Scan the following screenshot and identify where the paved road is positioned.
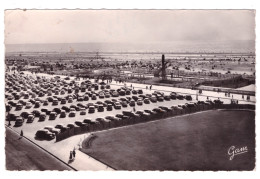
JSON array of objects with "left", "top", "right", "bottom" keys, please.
[{"left": 5, "top": 127, "right": 73, "bottom": 171}]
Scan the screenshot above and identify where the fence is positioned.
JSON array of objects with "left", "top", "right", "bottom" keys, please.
[{"left": 56, "top": 103, "right": 255, "bottom": 142}]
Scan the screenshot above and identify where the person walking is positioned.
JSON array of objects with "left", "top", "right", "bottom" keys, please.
[
  {"left": 133, "top": 107, "right": 136, "bottom": 112},
  {"left": 69, "top": 151, "right": 73, "bottom": 160},
  {"left": 20, "top": 130, "right": 23, "bottom": 138},
  {"left": 73, "top": 149, "right": 76, "bottom": 158}
]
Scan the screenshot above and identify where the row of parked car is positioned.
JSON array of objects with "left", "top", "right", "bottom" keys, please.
[{"left": 36, "top": 98, "right": 225, "bottom": 140}]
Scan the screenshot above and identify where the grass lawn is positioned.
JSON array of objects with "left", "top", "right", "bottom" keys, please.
[{"left": 81, "top": 110, "right": 255, "bottom": 171}]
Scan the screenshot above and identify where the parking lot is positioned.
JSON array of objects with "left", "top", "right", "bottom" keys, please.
[{"left": 5, "top": 71, "right": 255, "bottom": 170}]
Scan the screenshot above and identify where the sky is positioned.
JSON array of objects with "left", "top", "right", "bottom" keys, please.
[{"left": 4, "top": 10, "right": 255, "bottom": 44}]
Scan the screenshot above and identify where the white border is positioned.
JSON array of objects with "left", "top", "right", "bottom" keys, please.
[{"left": 0, "top": 1, "right": 258, "bottom": 179}]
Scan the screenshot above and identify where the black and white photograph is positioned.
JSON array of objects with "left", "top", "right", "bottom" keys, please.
[{"left": 3, "top": 9, "right": 256, "bottom": 171}]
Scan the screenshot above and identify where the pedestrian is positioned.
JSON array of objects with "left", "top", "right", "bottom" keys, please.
[
  {"left": 20, "top": 130, "right": 23, "bottom": 137},
  {"left": 73, "top": 149, "right": 76, "bottom": 158},
  {"left": 150, "top": 85, "right": 152, "bottom": 90},
  {"left": 69, "top": 151, "right": 73, "bottom": 160},
  {"left": 133, "top": 107, "right": 136, "bottom": 112},
  {"left": 146, "top": 86, "right": 148, "bottom": 90},
  {"left": 207, "top": 96, "right": 209, "bottom": 100},
  {"left": 242, "top": 94, "right": 244, "bottom": 99}
]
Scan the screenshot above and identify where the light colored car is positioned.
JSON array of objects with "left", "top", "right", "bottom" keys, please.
[
  {"left": 69, "top": 111, "right": 76, "bottom": 117},
  {"left": 137, "top": 99, "right": 143, "bottom": 105},
  {"left": 27, "top": 114, "right": 35, "bottom": 123},
  {"left": 15, "top": 117, "right": 24, "bottom": 126},
  {"left": 35, "top": 101, "right": 41, "bottom": 108},
  {"left": 114, "top": 102, "right": 121, "bottom": 109},
  {"left": 88, "top": 106, "right": 95, "bottom": 113},
  {"left": 44, "top": 126, "right": 61, "bottom": 135},
  {"left": 16, "top": 104, "right": 23, "bottom": 110},
  {"left": 52, "top": 99, "right": 59, "bottom": 105},
  {"left": 80, "top": 108, "right": 86, "bottom": 115}
]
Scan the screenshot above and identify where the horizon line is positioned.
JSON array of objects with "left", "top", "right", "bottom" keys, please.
[{"left": 5, "top": 40, "right": 255, "bottom": 45}]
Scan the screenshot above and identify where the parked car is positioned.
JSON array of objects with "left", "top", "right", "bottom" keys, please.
[
  {"left": 67, "top": 123, "right": 75, "bottom": 129},
  {"left": 112, "top": 91, "right": 119, "bottom": 97},
  {"left": 16, "top": 104, "right": 23, "bottom": 110},
  {"left": 43, "top": 100, "right": 49, "bottom": 106},
  {"left": 132, "top": 90, "right": 137, "bottom": 94},
  {"left": 185, "top": 95, "right": 192, "bottom": 101},
  {"left": 44, "top": 126, "right": 61, "bottom": 135},
  {"left": 91, "top": 95, "right": 97, "bottom": 100},
  {"left": 98, "top": 105, "right": 104, "bottom": 112},
  {"left": 35, "top": 129, "right": 55, "bottom": 140},
  {"left": 34, "top": 101, "right": 41, "bottom": 108},
  {"left": 80, "top": 108, "right": 86, "bottom": 115},
  {"left": 52, "top": 99, "right": 59, "bottom": 105},
  {"left": 121, "top": 101, "right": 128, "bottom": 107},
  {"left": 150, "top": 96, "right": 157, "bottom": 103},
  {"left": 114, "top": 102, "right": 122, "bottom": 109},
  {"left": 88, "top": 106, "right": 95, "bottom": 113},
  {"left": 164, "top": 95, "right": 171, "bottom": 101},
  {"left": 49, "top": 112, "right": 57, "bottom": 120},
  {"left": 137, "top": 99, "right": 143, "bottom": 105},
  {"left": 144, "top": 98, "right": 150, "bottom": 104},
  {"left": 60, "top": 110, "right": 66, "bottom": 118},
  {"left": 138, "top": 89, "right": 143, "bottom": 94},
  {"left": 15, "top": 117, "right": 24, "bottom": 126},
  {"left": 75, "top": 120, "right": 86, "bottom": 127},
  {"left": 39, "top": 113, "right": 47, "bottom": 121},
  {"left": 20, "top": 111, "right": 29, "bottom": 119},
  {"left": 61, "top": 98, "right": 67, "bottom": 104},
  {"left": 99, "top": 92, "right": 105, "bottom": 99},
  {"left": 69, "top": 111, "right": 76, "bottom": 117},
  {"left": 177, "top": 94, "right": 184, "bottom": 100},
  {"left": 107, "top": 104, "right": 113, "bottom": 111},
  {"left": 27, "top": 114, "right": 35, "bottom": 123},
  {"left": 129, "top": 100, "right": 135, "bottom": 106}
]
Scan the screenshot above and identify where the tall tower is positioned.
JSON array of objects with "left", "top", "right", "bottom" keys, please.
[{"left": 161, "top": 54, "right": 167, "bottom": 80}]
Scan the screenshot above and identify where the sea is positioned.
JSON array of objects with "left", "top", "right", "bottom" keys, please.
[{"left": 5, "top": 40, "right": 255, "bottom": 54}]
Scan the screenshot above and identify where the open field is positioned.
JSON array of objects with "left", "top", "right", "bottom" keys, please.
[
  {"left": 81, "top": 110, "right": 255, "bottom": 171},
  {"left": 5, "top": 127, "right": 72, "bottom": 171}
]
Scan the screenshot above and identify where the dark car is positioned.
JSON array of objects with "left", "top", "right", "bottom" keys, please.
[
  {"left": 185, "top": 95, "right": 192, "bottom": 101},
  {"left": 75, "top": 120, "right": 86, "bottom": 127},
  {"left": 132, "top": 90, "right": 137, "bottom": 94},
  {"left": 35, "top": 129, "right": 55, "bottom": 140},
  {"left": 157, "top": 96, "right": 164, "bottom": 102},
  {"left": 159, "top": 106, "right": 171, "bottom": 112},
  {"left": 164, "top": 95, "right": 171, "bottom": 101},
  {"left": 98, "top": 105, "right": 104, "bottom": 112},
  {"left": 177, "top": 94, "right": 184, "bottom": 100},
  {"left": 14, "top": 117, "right": 24, "bottom": 126},
  {"left": 53, "top": 108, "right": 61, "bottom": 114},
  {"left": 88, "top": 106, "right": 95, "bottom": 113},
  {"left": 137, "top": 89, "right": 143, "bottom": 94}
]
